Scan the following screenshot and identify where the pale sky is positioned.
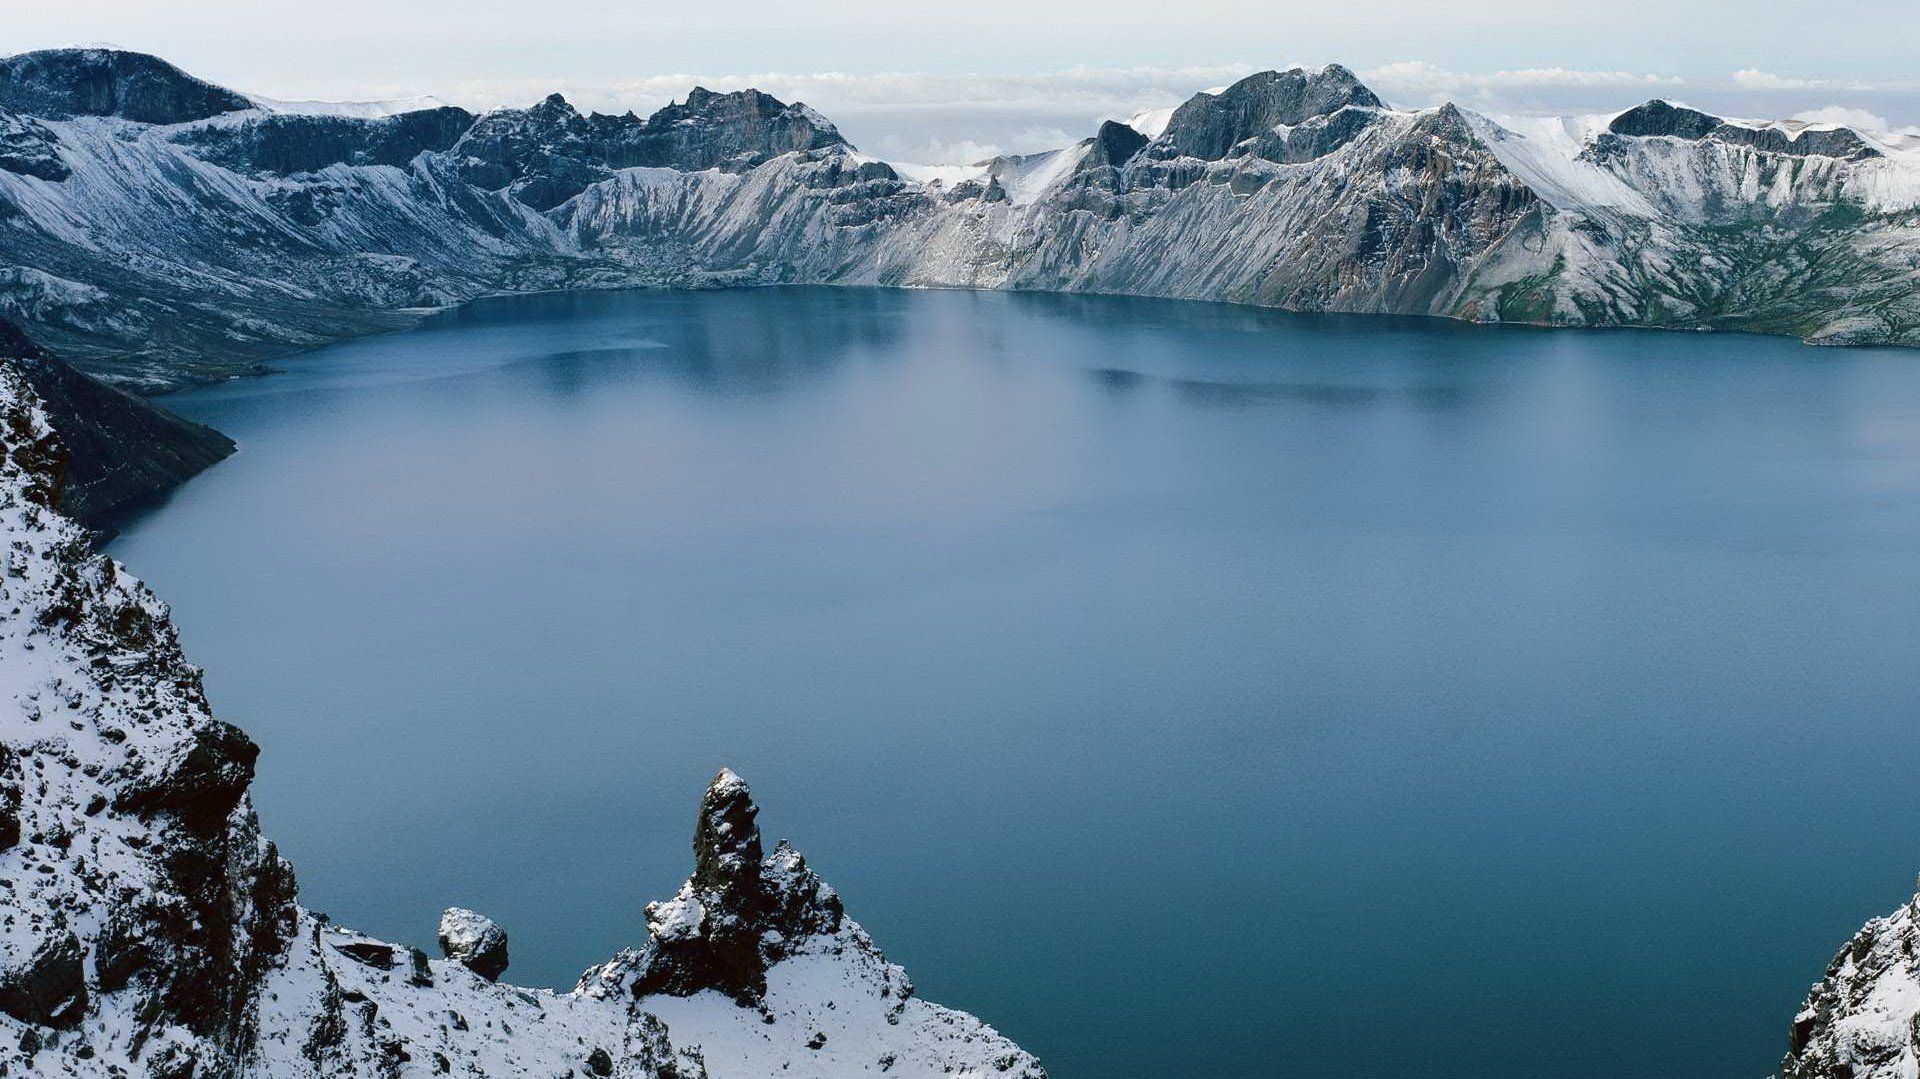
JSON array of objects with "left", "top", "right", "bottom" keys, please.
[{"left": 9, "top": 0, "right": 1917, "bottom": 163}]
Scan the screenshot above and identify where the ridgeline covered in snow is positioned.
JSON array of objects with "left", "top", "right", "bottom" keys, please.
[{"left": 0, "top": 48, "right": 1916, "bottom": 391}]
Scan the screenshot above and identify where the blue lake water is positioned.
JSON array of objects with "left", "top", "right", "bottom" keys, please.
[{"left": 110, "top": 287, "right": 1920, "bottom": 1078}]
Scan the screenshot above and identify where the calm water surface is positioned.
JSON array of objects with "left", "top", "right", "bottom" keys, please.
[{"left": 111, "top": 288, "right": 1920, "bottom": 1078}]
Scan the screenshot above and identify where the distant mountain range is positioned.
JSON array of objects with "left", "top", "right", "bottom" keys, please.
[{"left": 0, "top": 47, "right": 1916, "bottom": 392}]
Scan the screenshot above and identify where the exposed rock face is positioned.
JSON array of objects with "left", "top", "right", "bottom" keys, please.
[
  {"left": 0, "top": 48, "right": 1917, "bottom": 389},
  {"left": 0, "top": 361, "right": 298, "bottom": 1076},
  {"left": 170, "top": 105, "right": 476, "bottom": 176},
  {"left": 0, "top": 48, "right": 251, "bottom": 125},
  {"left": 0, "top": 318, "right": 233, "bottom": 535},
  {"left": 0, "top": 363, "right": 1043, "bottom": 1077},
  {"left": 1608, "top": 100, "right": 1724, "bottom": 139},
  {"left": 0, "top": 107, "right": 68, "bottom": 180},
  {"left": 1149, "top": 64, "right": 1383, "bottom": 161},
  {"left": 1781, "top": 885, "right": 1920, "bottom": 1078},
  {"left": 620, "top": 769, "right": 845, "bottom": 1003},
  {"left": 612, "top": 86, "right": 847, "bottom": 171},
  {"left": 1608, "top": 98, "right": 1881, "bottom": 161},
  {"left": 451, "top": 88, "right": 847, "bottom": 210},
  {"left": 438, "top": 907, "right": 510, "bottom": 981}
]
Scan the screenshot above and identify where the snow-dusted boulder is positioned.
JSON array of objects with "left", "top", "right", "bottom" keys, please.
[{"left": 438, "top": 907, "right": 510, "bottom": 981}]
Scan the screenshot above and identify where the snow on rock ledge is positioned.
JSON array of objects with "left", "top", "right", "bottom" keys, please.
[
  {"left": 1781, "top": 883, "right": 1920, "bottom": 1079},
  {"left": 0, "top": 362, "right": 1043, "bottom": 1077}
]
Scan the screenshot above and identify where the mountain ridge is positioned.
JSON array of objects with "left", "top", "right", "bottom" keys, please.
[{"left": 0, "top": 48, "right": 1914, "bottom": 390}]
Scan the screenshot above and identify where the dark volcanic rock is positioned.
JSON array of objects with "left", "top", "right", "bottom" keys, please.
[
  {"left": 0, "top": 107, "right": 68, "bottom": 180},
  {"left": 1609, "top": 100, "right": 1880, "bottom": 161},
  {"left": 1710, "top": 122, "right": 1881, "bottom": 160},
  {"left": 451, "top": 93, "right": 606, "bottom": 209},
  {"left": 171, "top": 106, "right": 476, "bottom": 176},
  {"left": 1609, "top": 100, "right": 1724, "bottom": 139},
  {"left": 1240, "top": 104, "right": 1383, "bottom": 164},
  {"left": 114, "top": 720, "right": 260, "bottom": 836},
  {"left": 606, "top": 86, "right": 847, "bottom": 171},
  {"left": 1153, "top": 66, "right": 1384, "bottom": 161},
  {"left": 0, "top": 930, "right": 88, "bottom": 1028},
  {"left": 454, "top": 87, "right": 848, "bottom": 209},
  {"left": 0, "top": 743, "right": 19, "bottom": 851},
  {"left": 629, "top": 769, "right": 844, "bottom": 1004},
  {"left": 0, "top": 318, "right": 235, "bottom": 535},
  {"left": 1088, "top": 120, "right": 1147, "bottom": 169},
  {"left": 0, "top": 48, "right": 251, "bottom": 125},
  {"left": 335, "top": 941, "right": 399, "bottom": 969}
]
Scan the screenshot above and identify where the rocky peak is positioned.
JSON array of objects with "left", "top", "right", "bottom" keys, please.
[
  {"left": 612, "top": 770, "right": 844, "bottom": 1004},
  {"left": 1152, "top": 65, "right": 1385, "bottom": 161},
  {"left": 0, "top": 48, "right": 252, "bottom": 125},
  {"left": 1088, "top": 120, "right": 1148, "bottom": 169},
  {"left": 453, "top": 85, "right": 849, "bottom": 209},
  {"left": 692, "top": 767, "right": 763, "bottom": 894},
  {"left": 609, "top": 86, "right": 848, "bottom": 171},
  {"left": 1608, "top": 99, "right": 1723, "bottom": 139}
]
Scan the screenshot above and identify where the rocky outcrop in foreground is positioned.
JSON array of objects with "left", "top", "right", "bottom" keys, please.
[
  {"left": 1781, "top": 883, "right": 1920, "bottom": 1079},
  {"left": 0, "top": 363, "right": 1042, "bottom": 1076},
  {"left": 1, "top": 48, "right": 1917, "bottom": 389}
]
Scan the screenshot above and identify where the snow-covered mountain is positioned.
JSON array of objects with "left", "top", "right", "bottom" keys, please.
[
  {"left": 0, "top": 359, "right": 1043, "bottom": 1077},
  {"left": 1, "top": 48, "right": 1916, "bottom": 389}
]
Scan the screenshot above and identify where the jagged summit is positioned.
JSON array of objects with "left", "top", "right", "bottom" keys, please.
[
  {"left": 451, "top": 82, "right": 849, "bottom": 208},
  {"left": 1150, "top": 65, "right": 1385, "bottom": 161},
  {"left": 584, "top": 769, "right": 848, "bottom": 1005},
  {"left": 0, "top": 47, "right": 252, "bottom": 125}
]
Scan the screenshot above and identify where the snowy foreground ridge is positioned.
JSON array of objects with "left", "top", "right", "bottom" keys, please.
[
  {"left": 1, "top": 48, "right": 1918, "bottom": 388},
  {"left": 0, "top": 366, "right": 1043, "bottom": 1076}
]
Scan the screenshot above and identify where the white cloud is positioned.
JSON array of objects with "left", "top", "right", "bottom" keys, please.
[
  {"left": 1731, "top": 69, "right": 1920, "bottom": 93},
  {"left": 1733, "top": 69, "right": 1824, "bottom": 91},
  {"left": 1790, "top": 106, "right": 1920, "bottom": 139},
  {"left": 1361, "top": 61, "right": 1684, "bottom": 110}
]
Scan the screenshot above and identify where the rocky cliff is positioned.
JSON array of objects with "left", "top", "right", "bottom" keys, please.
[
  {"left": 0, "top": 363, "right": 1043, "bottom": 1077},
  {"left": 0, "top": 318, "right": 232, "bottom": 534},
  {"left": 0, "top": 48, "right": 1915, "bottom": 390},
  {"left": 1781, "top": 884, "right": 1920, "bottom": 1079}
]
